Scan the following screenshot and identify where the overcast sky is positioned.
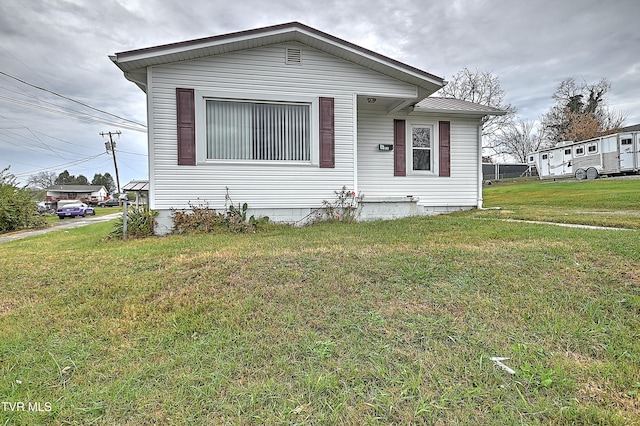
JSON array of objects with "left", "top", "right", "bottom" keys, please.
[{"left": 1, "top": 0, "right": 639, "bottom": 186}]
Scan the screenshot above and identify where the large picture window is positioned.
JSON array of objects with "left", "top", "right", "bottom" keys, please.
[
  {"left": 206, "top": 100, "right": 310, "bottom": 161},
  {"left": 412, "top": 125, "right": 432, "bottom": 171}
]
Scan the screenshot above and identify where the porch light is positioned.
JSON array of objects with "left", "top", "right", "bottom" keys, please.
[{"left": 367, "top": 97, "right": 377, "bottom": 103}]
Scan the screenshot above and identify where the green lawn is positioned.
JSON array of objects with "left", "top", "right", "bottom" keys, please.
[
  {"left": 471, "top": 178, "right": 640, "bottom": 229},
  {"left": 1, "top": 180, "right": 639, "bottom": 424},
  {"left": 43, "top": 207, "right": 122, "bottom": 224}
]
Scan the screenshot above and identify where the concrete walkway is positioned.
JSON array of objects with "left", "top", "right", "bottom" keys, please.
[
  {"left": 0, "top": 212, "right": 122, "bottom": 243},
  {"left": 500, "top": 218, "right": 635, "bottom": 231}
]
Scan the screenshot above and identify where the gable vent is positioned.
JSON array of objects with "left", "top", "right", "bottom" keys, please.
[{"left": 286, "top": 48, "right": 302, "bottom": 65}]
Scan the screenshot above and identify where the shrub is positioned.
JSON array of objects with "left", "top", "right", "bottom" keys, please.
[
  {"left": 108, "top": 206, "right": 158, "bottom": 239},
  {"left": 311, "top": 186, "right": 363, "bottom": 224},
  {"left": 0, "top": 166, "right": 46, "bottom": 233},
  {"left": 172, "top": 200, "right": 267, "bottom": 234},
  {"left": 172, "top": 202, "right": 226, "bottom": 234}
]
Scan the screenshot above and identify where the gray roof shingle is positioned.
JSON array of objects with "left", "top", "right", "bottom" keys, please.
[{"left": 415, "top": 97, "right": 506, "bottom": 116}]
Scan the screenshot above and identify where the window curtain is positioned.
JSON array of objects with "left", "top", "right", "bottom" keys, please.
[
  {"left": 206, "top": 100, "right": 310, "bottom": 161},
  {"left": 207, "top": 100, "right": 252, "bottom": 159}
]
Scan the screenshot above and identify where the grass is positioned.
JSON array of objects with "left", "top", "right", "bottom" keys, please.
[
  {"left": 471, "top": 177, "right": 640, "bottom": 229},
  {"left": 42, "top": 207, "right": 122, "bottom": 224},
  {"left": 1, "top": 179, "right": 639, "bottom": 424}
]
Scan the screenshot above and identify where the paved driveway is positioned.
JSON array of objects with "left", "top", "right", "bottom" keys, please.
[{"left": 0, "top": 212, "right": 122, "bottom": 244}]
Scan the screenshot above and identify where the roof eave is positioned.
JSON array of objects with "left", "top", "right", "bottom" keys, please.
[
  {"left": 412, "top": 106, "right": 507, "bottom": 117},
  {"left": 110, "top": 22, "right": 444, "bottom": 95}
]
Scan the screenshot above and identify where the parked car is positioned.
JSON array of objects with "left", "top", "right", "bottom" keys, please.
[
  {"left": 57, "top": 202, "right": 95, "bottom": 219},
  {"left": 97, "top": 199, "right": 121, "bottom": 207},
  {"left": 36, "top": 201, "right": 53, "bottom": 214}
]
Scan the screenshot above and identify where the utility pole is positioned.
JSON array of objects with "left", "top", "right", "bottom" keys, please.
[{"left": 100, "top": 131, "right": 122, "bottom": 194}]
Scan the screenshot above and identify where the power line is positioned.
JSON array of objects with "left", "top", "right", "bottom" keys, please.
[
  {"left": 0, "top": 114, "right": 112, "bottom": 157},
  {"left": 0, "top": 129, "right": 85, "bottom": 158},
  {"left": 118, "top": 150, "right": 148, "bottom": 157},
  {"left": 12, "top": 152, "right": 108, "bottom": 177},
  {"left": 0, "top": 95, "right": 147, "bottom": 132},
  {"left": 0, "top": 71, "right": 147, "bottom": 128},
  {"left": 0, "top": 129, "right": 67, "bottom": 159},
  {"left": 0, "top": 84, "right": 146, "bottom": 131},
  {"left": 0, "top": 43, "right": 60, "bottom": 91}
]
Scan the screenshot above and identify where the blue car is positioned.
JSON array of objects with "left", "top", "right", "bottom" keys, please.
[{"left": 57, "top": 202, "right": 96, "bottom": 219}]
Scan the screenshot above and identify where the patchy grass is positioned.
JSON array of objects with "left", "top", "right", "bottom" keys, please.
[
  {"left": 1, "top": 182, "right": 639, "bottom": 424},
  {"left": 471, "top": 178, "right": 640, "bottom": 229}
]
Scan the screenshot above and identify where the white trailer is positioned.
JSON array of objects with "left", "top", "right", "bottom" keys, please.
[{"left": 528, "top": 131, "right": 640, "bottom": 180}]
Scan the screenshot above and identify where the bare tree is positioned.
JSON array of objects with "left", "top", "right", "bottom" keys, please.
[
  {"left": 490, "top": 120, "right": 549, "bottom": 163},
  {"left": 436, "top": 67, "right": 516, "bottom": 138},
  {"left": 27, "top": 171, "right": 58, "bottom": 190},
  {"left": 541, "top": 77, "right": 628, "bottom": 142},
  {"left": 1, "top": 166, "right": 18, "bottom": 186}
]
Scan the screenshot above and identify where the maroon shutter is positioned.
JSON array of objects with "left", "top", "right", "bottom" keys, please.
[
  {"left": 176, "top": 88, "right": 196, "bottom": 166},
  {"left": 394, "top": 119, "right": 406, "bottom": 176},
  {"left": 319, "top": 97, "right": 335, "bottom": 168},
  {"left": 439, "top": 121, "right": 451, "bottom": 177}
]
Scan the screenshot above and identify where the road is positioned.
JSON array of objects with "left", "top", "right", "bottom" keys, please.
[{"left": 0, "top": 212, "right": 122, "bottom": 244}]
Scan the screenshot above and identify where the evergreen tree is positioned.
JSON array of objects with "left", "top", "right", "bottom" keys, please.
[{"left": 92, "top": 173, "right": 116, "bottom": 194}]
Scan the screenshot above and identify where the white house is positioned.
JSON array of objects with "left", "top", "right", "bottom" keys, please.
[
  {"left": 110, "top": 22, "right": 504, "bottom": 234},
  {"left": 45, "top": 185, "right": 108, "bottom": 205}
]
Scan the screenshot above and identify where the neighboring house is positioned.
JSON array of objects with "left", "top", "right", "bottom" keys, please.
[
  {"left": 110, "top": 22, "right": 504, "bottom": 234},
  {"left": 45, "top": 185, "right": 108, "bottom": 205}
]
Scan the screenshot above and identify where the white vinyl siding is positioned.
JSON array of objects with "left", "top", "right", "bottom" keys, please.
[
  {"left": 147, "top": 42, "right": 417, "bottom": 211},
  {"left": 357, "top": 105, "right": 481, "bottom": 207}
]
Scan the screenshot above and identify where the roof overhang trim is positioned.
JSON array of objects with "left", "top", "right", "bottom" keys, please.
[{"left": 110, "top": 22, "right": 444, "bottom": 95}]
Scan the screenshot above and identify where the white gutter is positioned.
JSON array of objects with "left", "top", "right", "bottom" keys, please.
[
  {"left": 477, "top": 119, "right": 485, "bottom": 209},
  {"left": 352, "top": 93, "right": 358, "bottom": 195}
]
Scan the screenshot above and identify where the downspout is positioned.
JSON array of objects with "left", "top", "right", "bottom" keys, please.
[
  {"left": 477, "top": 117, "right": 487, "bottom": 209},
  {"left": 352, "top": 93, "right": 358, "bottom": 194}
]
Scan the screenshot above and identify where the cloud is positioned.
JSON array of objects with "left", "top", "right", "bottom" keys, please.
[{"left": 1, "top": 0, "right": 639, "bottom": 184}]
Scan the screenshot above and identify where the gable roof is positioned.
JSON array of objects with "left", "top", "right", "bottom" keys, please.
[
  {"left": 46, "top": 185, "right": 106, "bottom": 193},
  {"left": 415, "top": 97, "right": 507, "bottom": 116},
  {"left": 110, "top": 22, "right": 444, "bottom": 95}
]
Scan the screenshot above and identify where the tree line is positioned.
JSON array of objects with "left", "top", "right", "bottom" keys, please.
[
  {"left": 27, "top": 170, "right": 117, "bottom": 194},
  {"left": 437, "top": 69, "right": 628, "bottom": 163}
]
